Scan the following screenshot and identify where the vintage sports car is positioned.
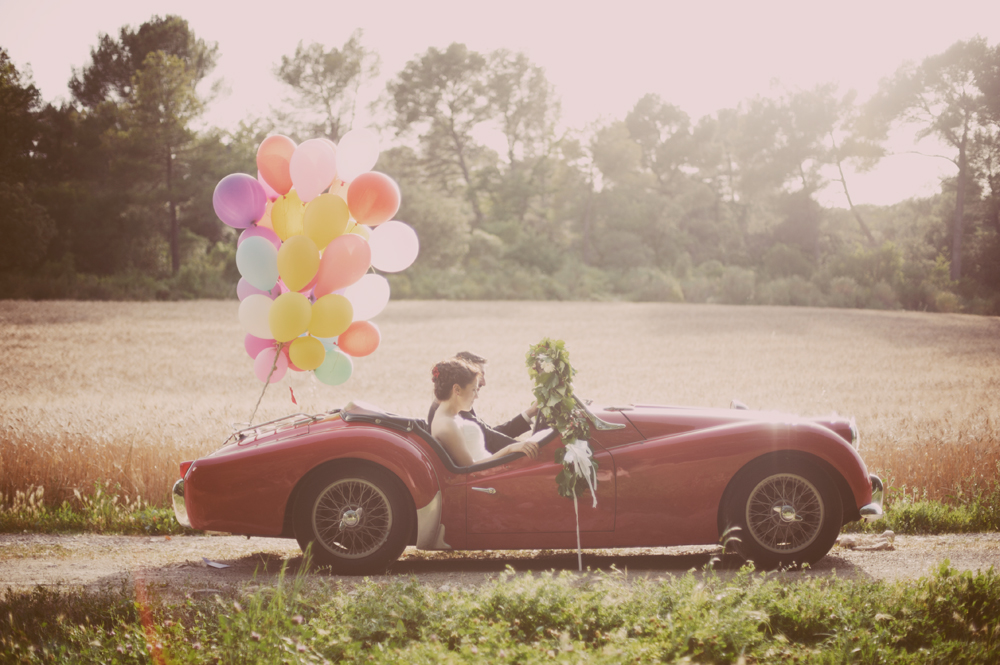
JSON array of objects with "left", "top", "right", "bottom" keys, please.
[{"left": 173, "top": 398, "right": 883, "bottom": 573}]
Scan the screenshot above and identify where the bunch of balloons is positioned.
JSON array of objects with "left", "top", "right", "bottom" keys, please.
[{"left": 213, "top": 129, "right": 419, "bottom": 387}]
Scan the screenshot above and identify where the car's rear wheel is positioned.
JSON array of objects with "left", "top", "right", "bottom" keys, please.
[
  {"left": 722, "top": 458, "right": 842, "bottom": 569},
  {"left": 293, "top": 464, "right": 410, "bottom": 574}
]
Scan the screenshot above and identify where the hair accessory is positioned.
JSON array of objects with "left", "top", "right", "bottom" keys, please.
[{"left": 432, "top": 366, "right": 440, "bottom": 380}]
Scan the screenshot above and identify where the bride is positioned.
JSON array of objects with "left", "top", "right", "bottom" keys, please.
[{"left": 430, "top": 359, "right": 539, "bottom": 466}]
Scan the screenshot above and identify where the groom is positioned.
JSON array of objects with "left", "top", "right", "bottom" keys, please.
[{"left": 427, "top": 351, "right": 539, "bottom": 454}]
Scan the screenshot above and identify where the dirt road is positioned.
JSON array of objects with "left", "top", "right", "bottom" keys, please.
[{"left": 2, "top": 532, "right": 998, "bottom": 599}]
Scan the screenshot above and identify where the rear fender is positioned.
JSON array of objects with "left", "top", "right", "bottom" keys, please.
[{"left": 280, "top": 427, "right": 442, "bottom": 538}]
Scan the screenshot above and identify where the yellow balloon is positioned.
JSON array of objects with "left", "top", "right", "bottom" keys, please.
[
  {"left": 271, "top": 191, "right": 304, "bottom": 240},
  {"left": 277, "top": 235, "right": 319, "bottom": 292},
  {"left": 289, "top": 336, "right": 326, "bottom": 371},
  {"left": 348, "top": 221, "right": 371, "bottom": 240},
  {"left": 303, "top": 193, "right": 350, "bottom": 250},
  {"left": 310, "top": 294, "right": 354, "bottom": 338},
  {"left": 269, "top": 292, "right": 312, "bottom": 343}
]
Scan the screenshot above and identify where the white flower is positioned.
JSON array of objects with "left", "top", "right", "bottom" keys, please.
[{"left": 540, "top": 359, "right": 556, "bottom": 374}]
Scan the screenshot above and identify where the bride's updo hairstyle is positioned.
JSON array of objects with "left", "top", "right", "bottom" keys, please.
[{"left": 432, "top": 359, "right": 480, "bottom": 401}]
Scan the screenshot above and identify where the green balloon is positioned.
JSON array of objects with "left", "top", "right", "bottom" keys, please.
[{"left": 314, "top": 347, "right": 353, "bottom": 386}]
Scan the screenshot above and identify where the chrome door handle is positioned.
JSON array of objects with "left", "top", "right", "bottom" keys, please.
[{"left": 471, "top": 487, "right": 496, "bottom": 495}]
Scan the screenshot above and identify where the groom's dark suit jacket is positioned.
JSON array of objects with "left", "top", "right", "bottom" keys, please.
[{"left": 426, "top": 402, "right": 531, "bottom": 454}]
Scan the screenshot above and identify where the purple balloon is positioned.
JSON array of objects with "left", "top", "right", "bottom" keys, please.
[
  {"left": 213, "top": 173, "right": 266, "bottom": 229},
  {"left": 238, "top": 225, "right": 281, "bottom": 251},
  {"left": 236, "top": 277, "right": 278, "bottom": 301}
]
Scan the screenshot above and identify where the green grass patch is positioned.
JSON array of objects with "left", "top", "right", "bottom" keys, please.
[
  {"left": 3, "top": 561, "right": 1000, "bottom": 663},
  {"left": 0, "top": 483, "right": 194, "bottom": 536},
  {"left": 846, "top": 472, "right": 1000, "bottom": 535}
]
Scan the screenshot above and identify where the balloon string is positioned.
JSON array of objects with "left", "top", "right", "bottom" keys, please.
[{"left": 248, "top": 342, "right": 285, "bottom": 425}]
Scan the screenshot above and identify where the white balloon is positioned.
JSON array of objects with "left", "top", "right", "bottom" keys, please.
[
  {"left": 343, "top": 274, "right": 390, "bottom": 321},
  {"left": 337, "top": 128, "right": 379, "bottom": 182},
  {"left": 289, "top": 139, "right": 337, "bottom": 202},
  {"left": 238, "top": 294, "right": 274, "bottom": 339},
  {"left": 369, "top": 221, "right": 419, "bottom": 272}
]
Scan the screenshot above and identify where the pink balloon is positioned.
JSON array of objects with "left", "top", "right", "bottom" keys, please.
[
  {"left": 254, "top": 347, "right": 288, "bottom": 383},
  {"left": 258, "top": 171, "right": 280, "bottom": 202},
  {"left": 289, "top": 139, "right": 337, "bottom": 203},
  {"left": 238, "top": 225, "right": 281, "bottom": 251},
  {"left": 314, "top": 234, "right": 371, "bottom": 297},
  {"left": 244, "top": 334, "right": 274, "bottom": 359},
  {"left": 237, "top": 278, "right": 279, "bottom": 301}
]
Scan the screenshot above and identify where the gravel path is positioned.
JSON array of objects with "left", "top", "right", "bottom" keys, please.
[{"left": 2, "top": 532, "right": 998, "bottom": 599}]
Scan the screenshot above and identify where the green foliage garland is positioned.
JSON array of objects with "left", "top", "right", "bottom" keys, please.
[{"left": 525, "top": 338, "right": 597, "bottom": 499}]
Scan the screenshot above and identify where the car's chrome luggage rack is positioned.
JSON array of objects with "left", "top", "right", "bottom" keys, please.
[{"left": 226, "top": 409, "right": 341, "bottom": 445}]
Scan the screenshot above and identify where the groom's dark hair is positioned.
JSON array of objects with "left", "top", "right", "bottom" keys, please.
[{"left": 455, "top": 351, "right": 487, "bottom": 365}]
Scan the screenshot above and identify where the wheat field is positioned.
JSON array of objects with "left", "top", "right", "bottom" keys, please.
[{"left": 1, "top": 300, "right": 998, "bottom": 507}]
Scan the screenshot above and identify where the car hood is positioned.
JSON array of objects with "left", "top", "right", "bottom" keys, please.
[{"left": 606, "top": 403, "right": 857, "bottom": 448}]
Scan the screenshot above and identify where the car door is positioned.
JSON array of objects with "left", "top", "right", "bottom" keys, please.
[{"left": 466, "top": 439, "right": 615, "bottom": 534}]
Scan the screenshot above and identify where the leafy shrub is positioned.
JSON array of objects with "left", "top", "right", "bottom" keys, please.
[
  {"left": 718, "top": 266, "right": 755, "bottom": 304},
  {"left": 828, "top": 276, "right": 862, "bottom": 308},
  {"left": 756, "top": 276, "right": 824, "bottom": 306},
  {"left": 680, "top": 275, "right": 717, "bottom": 303},
  {"left": 617, "top": 267, "right": 684, "bottom": 302}
]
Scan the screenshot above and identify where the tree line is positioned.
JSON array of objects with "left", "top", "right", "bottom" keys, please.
[{"left": 2, "top": 16, "right": 998, "bottom": 313}]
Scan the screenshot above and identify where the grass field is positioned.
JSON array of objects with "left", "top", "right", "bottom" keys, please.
[{"left": 1, "top": 300, "right": 998, "bottom": 509}]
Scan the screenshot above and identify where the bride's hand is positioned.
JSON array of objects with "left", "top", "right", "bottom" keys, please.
[{"left": 511, "top": 440, "right": 539, "bottom": 459}]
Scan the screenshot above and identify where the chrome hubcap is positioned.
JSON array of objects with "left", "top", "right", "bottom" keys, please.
[
  {"left": 340, "top": 508, "right": 363, "bottom": 529},
  {"left": 747, "top": 473, "right": 823, "bottom": 553},
  {"left": 313, "top": 479, "right": 391, "bottom": 559}
]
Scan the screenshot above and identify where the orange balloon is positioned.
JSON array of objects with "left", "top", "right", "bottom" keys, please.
[
  {"left": 347, "top": 172, "right": 400, "bottom": 226},
  {"left": 338, "top": 321, "right": 380, "bottom": 357},
  {"left": 314, "top": 234, "right": 371, "bottom": 297},
  {"left": 256, "top": 200, "right": 274, "bottom": 230},
  {"left": 256, "top": 135, "right": 297, "bottom": 196}
]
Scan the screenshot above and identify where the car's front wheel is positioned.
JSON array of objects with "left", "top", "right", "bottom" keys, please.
[
  {"left": 293, "top": 464, "right": 410, "bottom": 574},
  {"left": 722, "top": 457, "right": 842, "bottom": 569}
]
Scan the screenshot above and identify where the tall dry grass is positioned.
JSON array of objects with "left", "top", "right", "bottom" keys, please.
[{"left": 1, "top": 300, "right": 998, "bottom": 507}]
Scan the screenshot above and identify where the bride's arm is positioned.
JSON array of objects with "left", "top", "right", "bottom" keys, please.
[{"left": 482, "top": 439, "right": 539, "bottom": 463}]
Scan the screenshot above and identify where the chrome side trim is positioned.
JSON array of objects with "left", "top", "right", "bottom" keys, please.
[
  {"left": 172, "top": 479, "right": 191, "bottom": 528},
  {"left": 860, "top": 474, "right": 884, "bottom": 522},
  {"left": 471, "top": 487, "right": 496, "bottom": 495}
]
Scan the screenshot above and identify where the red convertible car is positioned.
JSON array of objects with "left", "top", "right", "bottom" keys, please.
[{"left": 173, "top": 398, "right": 883, "bottom": 572}]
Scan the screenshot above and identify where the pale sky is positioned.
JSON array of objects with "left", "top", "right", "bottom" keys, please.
[{"left": 3, "top": 0, "right": 1000, "bottom": 206}]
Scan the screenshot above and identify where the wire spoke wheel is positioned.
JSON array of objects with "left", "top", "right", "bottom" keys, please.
[
  {"left": 723, "top": 458, "right": 843, "bottom": 569},
  {"left": 294, "top": 464, "right": 411, "bottom": 574},
  {"left": 746, "top": 473, "right": 824, "bottom": 553},
  {"left": 313, "top": 479, "right": 392, "bottom": 559}
]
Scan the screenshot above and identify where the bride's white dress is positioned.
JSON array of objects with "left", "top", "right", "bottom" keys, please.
[{"left": 458, "top": 418, "right": 489, "bottom": 462}]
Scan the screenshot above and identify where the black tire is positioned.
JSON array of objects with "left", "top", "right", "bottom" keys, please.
[
  {"left": 721, "top": 457, "right": 843, "bottom": 569},
  {"left": 293, "top": 464, "right": 410, "bottom": 574}
]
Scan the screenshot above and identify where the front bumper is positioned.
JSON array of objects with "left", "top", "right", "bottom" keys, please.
[
  {"left": 172, "top": 478, "right": 191, "bottom": 528},
  {"left": 860, "top": 474, "right": 884, "bottom": 522}
]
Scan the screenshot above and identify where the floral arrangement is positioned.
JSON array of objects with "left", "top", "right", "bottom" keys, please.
[{"left": 526, "top": 338, "right": 597, "bottom": 501}]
